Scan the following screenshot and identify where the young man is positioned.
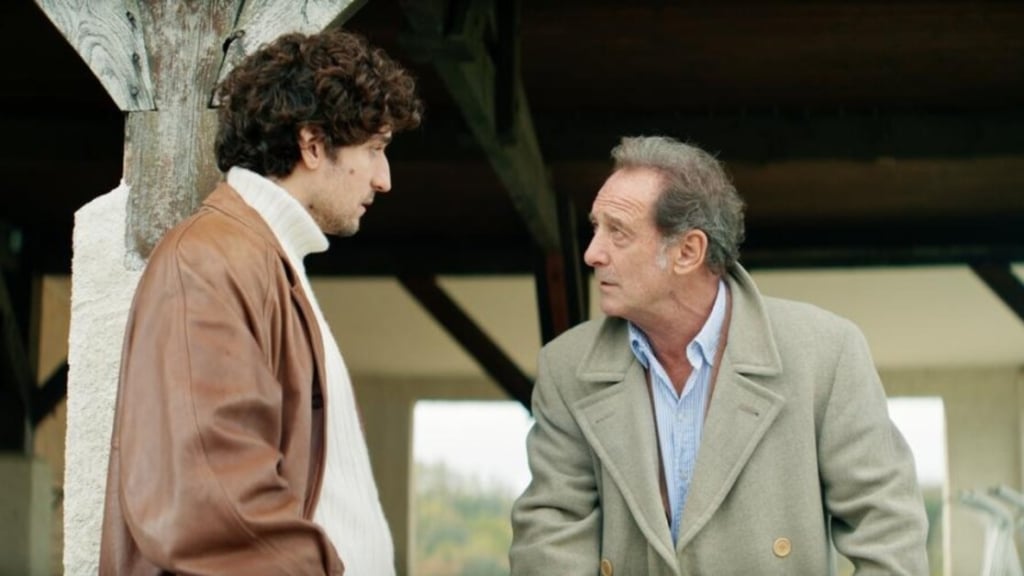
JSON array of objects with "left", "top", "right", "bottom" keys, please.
[
  {"left": 100, "top": 29, "right": 422, "bottom": 575},
  {"left": 510, "top": 136, "right": 929, "bottom": 575}
]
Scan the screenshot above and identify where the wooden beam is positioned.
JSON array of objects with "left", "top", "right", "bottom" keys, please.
[
  {"left": 0, "top": 268, "right": 34, "bottom": 452},
  {"left": 305, "top": 232, "right": 1024, "bottom": 276},
  {"left": 32, "top": 361, "right": 68, "bottom": 427},
  {"left": 120, "top": 2, "right": 238, "bottom": 262},
  {"left": 534, "top": 253, "right": 574, "bottom": 344},
  {"left": 399, "top": 0, "right": 560, "bottom": 250},
  {"left": 532, "top": 111, "right": 1024, "bottom": 163},
  {"left": 28, "top": 216, "right": 1024, "bottom": 277},
  {"left": 494, "top": 0, "right": 520, "bottom": 142},
  {"left": 212, "top": 0, "right": 367, "bottom": 104},
  {"left": 397, "top": 274, "right": 533, "bottom": 410},
  {"left": 33, "top": 0, "right": 156, "bottom": 110},
  {"left": 971, "top": 263, "right": 1024, "bottom": 325},
  {"left": 534, "top": 184, "right": 588, "bottom": 343}
]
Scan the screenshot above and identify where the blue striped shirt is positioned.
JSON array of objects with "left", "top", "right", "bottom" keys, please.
[{"left": 628, "top": 279, "right": 727, "bottom": 544}]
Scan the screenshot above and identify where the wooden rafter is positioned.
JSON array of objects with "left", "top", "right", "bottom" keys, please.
[
  {"left": 398, "top": 0, "right": 586, "bottom": 361},
  {"left": 398, "top": 274, "right": 533, "bottom": 409},
  {"left": 399, "top": 0, "right": 560, "bottom": 251},
  {"left": 32, "top": 361, "right": 68, "bottom": 427},
  {"left": 971, "top": 263, "right": 1024, "bottom": 325},
  {"left": 0, "top": 266, "right": 34, "bottom": 452}
]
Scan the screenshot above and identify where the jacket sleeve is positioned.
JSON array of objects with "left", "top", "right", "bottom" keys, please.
[
  {"left": 113, "top": 231, "right": 344, "bottom": 575},
  {"left": 818, "top": 322, "right": 929, "bottom": 575},
  {"left": 509, "top": 348, "right": 601, "bottom": 575}
]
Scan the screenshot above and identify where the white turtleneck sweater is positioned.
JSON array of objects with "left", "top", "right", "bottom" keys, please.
[{"left": 228, "top": 167, "right": 395, "bottom": 575}]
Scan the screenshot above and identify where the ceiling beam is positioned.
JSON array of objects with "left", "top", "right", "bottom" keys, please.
[
  {"left": 399, "top": 0, "right": 560, "bottom": 250},
  {"left": 970, "top": 263, "right": 1024, "bottom": 325},
  {"left": 211, "top": 0, "right": 367, "bottom": 104},
  {"left": 32, "top": 361, "right": 68, "bottom": 427},
  {"left": 389, "top": 109, "right": 1024, "bottom": 163},
  {"left": 32, "top": 0, "right": 156, "bottom": 111},
  {"left": 534, "top": 184, "right": 588, "bottom": 343},
  {"left": 0, "top": 268, "right": 34, "bottom": 452},
  {"left": 29, "top": 218, "right": 1024, "bottom": 277},
  {"left": 397, "top": 274, "right": 533, "bottom": 409},
  {"left": 8, "top": 108, "right": 1021, "bottom": 168}
]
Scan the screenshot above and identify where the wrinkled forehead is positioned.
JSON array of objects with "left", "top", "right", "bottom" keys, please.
[{"left": 590, "top": 168, "right": 664, "bottom": 222}]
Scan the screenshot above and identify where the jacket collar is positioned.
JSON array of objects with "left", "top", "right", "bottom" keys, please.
[
  {"left": 202, "top": 181, "right": 285, "bottom": 251},
  {"left": 577, "top": 264, "right": 782, "bottom": 383}
]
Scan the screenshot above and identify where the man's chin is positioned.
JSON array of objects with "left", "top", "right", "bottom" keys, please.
[
  {"left": 598, "top": 301, "right": 622, "bottom": 318},
  {"left": 325, "top": 221, "right": 360, "bottom": 237}
]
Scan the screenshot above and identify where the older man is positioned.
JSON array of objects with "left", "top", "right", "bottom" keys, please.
[{"left": 510, "top": 136, "right": 928, "bottom": 575}]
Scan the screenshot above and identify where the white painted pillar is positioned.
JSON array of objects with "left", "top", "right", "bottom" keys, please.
[{"left": 64, "top": 183, "right": 143, "bottom": 575}]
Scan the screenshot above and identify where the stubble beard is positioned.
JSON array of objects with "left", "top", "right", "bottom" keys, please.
[
  {"left": 327, "top": 219, "right": 360, "bottom": 237},
  {"left": 310, "top": 203, "right": 361, "bottom": 237}
]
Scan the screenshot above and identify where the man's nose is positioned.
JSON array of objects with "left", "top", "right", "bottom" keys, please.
[
  {"left": 583, "top": 235, "right": 605, "bottom": 268},
  {"left": 372, "top": 156, "right": 392, "bottom": 193}
]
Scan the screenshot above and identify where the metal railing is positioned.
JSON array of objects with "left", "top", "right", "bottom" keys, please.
[{"left": 959, "top": 486, "right": 1024, "bottom": 576}]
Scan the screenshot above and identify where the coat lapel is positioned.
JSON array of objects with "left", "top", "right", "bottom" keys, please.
[
  {"left": 676, "top": 265, "right": 785, "bottom": 551},
  {"left": 574, "top": 320, "right": 678, "bottom": 569}
]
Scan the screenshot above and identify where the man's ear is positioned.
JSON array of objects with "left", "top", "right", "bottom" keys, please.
[
  {"left": 673, "top": 229, "right": 709, "bottom": 274},
  {"left": 297, "top": 127, "right": 324, "bottom": 169}
]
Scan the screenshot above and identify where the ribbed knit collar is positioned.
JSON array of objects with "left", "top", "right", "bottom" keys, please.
[{"left": 227, "top": 167, "right": 329, "bottom": 267}]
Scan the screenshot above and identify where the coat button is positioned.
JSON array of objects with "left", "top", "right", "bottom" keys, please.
[
  {"left": 600, "top": 558, "right": 613, "bottom": 576},
  {"left": 773, "top": 537, "right": 792, "bottom": 558}
]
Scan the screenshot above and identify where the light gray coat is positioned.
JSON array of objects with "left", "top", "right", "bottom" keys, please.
[{"left": 510, "top": 265, "right": 928, "bottom": 575}]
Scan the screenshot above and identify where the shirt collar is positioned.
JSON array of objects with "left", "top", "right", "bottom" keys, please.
[
  {"left": 227, "top": 167, "right": 329, "bottom": 268},
  {"left": 629, "top": 278, "right": 728, "bottom": 369}
]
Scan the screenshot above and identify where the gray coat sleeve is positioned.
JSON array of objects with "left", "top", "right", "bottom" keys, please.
[
  {"left": 818, "top": 321, "right": 930, "bottom": 575},
  {"left": 509, "top": 348, "right": 602, "bottom": 575}
]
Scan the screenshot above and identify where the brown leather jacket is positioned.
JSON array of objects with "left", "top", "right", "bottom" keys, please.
[{"left": 99, "top": 184, "right": 344, "bottom": 575}]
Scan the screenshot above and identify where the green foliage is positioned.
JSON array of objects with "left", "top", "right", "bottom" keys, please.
[{"left": 414, "top": 461, "right": 517, "bottom": 576}]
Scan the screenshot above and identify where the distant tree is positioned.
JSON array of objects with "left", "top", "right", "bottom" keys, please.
[{"left": 414, "top": 461, "right": 517, "bottom": 576}]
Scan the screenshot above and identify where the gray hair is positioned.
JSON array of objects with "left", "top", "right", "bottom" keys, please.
[{"left": 611, "top": 135, "right": 746, "bottom": 274}]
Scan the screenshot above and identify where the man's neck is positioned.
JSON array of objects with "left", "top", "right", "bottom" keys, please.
[{"left": 637, "top": 271, "right": 722, "bottom": 368}]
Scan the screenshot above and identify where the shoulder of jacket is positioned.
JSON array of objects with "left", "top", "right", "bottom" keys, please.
[{"left": 761, "top": 295, "right": 864, "bottom": 348}]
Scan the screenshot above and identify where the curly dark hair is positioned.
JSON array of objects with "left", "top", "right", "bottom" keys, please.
[{"left": 214, "top": 28, "right": 423, "bottom": 177}]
